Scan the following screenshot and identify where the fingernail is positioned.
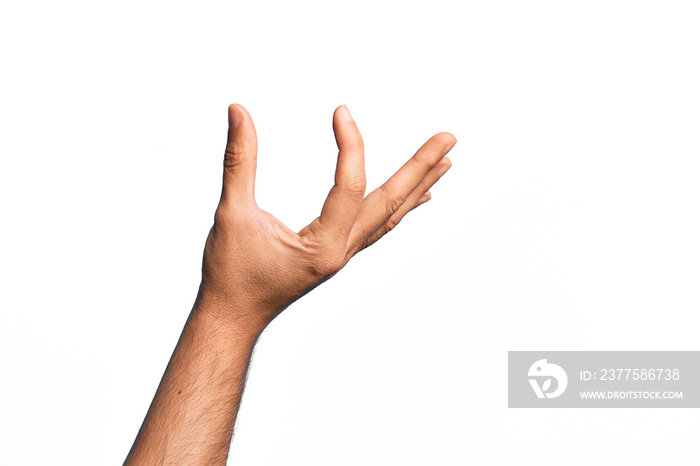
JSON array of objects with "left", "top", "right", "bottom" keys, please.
[
  {"left": 443, "top": 138, "right": 457, "bottom": 155},
  {"left": 339, "top": 105, "right": 354, "bottom": 122},
  {"left": 437, "top": 163, "right": 451, "bottom": 178},
  {"left": 416, "top": 192, "right": 431, "bottom": 206},
  {"left": 229, "top": 105, "right": 241, "bottom": 128}
]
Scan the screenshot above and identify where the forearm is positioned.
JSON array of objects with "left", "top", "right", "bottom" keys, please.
[{"left": 125, "top": 292, "right": 268, "bottom": 465}]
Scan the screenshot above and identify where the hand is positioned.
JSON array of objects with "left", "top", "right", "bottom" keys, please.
[
  {"left": 198, "top": 104, "right": 456, "bottom": 327},
  {"left": 126, "top": 104, "right": 456, "bottom": 465}
]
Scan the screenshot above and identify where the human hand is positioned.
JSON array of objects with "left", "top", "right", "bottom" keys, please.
[
  {"left": 126, "top": 106, "right": 455, "bottom": 463},
  {"left": 197, "top": 104, "right": 456, "bottom": 328}
]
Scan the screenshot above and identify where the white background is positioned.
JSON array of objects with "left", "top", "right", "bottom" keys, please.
[{"left": 1, "top": 1, "right": 699, "bottom": 464}]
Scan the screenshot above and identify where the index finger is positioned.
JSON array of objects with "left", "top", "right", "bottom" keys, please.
[
  {"left": 314, "top": 105, "right": 366, "bottom": 241},
  {"left": 346, "top": 132, "right": 456, "bottom": 253}
]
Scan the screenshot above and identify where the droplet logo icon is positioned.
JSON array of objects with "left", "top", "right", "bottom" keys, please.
[{"left": 528, "top": 359, "right": 568, "bottom": 399}]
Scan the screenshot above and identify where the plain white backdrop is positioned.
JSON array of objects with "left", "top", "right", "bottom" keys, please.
[{"left": 1, "top": 1, "right": 699, "bottom": 464}]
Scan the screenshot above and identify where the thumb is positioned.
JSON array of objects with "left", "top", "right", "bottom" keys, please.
[{"left": 222, "top": 103, "right": 258, "bottom": 204}]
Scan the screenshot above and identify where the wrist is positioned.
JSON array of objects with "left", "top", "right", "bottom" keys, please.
[{"left": 192, "top": 285, "right": 272, "bottom": 342}]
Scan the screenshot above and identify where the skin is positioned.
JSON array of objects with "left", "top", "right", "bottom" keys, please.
[{"left": 124, "top": 104, "right": 455, "bottom": 465}]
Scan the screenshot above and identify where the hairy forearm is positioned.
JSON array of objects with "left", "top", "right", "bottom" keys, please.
[{"left": 124, "top": 292, "right": 268, "bottom": 465}]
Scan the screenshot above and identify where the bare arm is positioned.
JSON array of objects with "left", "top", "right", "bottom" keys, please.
[
  {"left": 124, "top": 298, "right": 266, "bottom": 464},
  {"left": 124, "top": 104, "right": 455, "bottom": 465}
]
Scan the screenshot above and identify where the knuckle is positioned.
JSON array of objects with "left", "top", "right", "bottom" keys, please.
[
  {"left": 300, "top": 234, "right": 346, "bottom": 278},
  {"left": 413, "top": 147, "right": 434, "bottom": 168},
  {"left": 384, "top": 217, "right": 399, "bottom": 233},
  {"left": 310, "top": 257, "right": 337, "bottom": 277},
  {"left": 387, "top": 193, "right": 407, "bottom": 215},
  {"left": 378, "top": 185, "right": 407, "bottom": 216},
  {"left": 224, "top": 141, "right": 250, "bottom": 169},
  {"left": 309, "top": 248, "right": 345, "bottom": 277},
  {"left": 344, "top": 175, "right": 367, "bottom": 197}
]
